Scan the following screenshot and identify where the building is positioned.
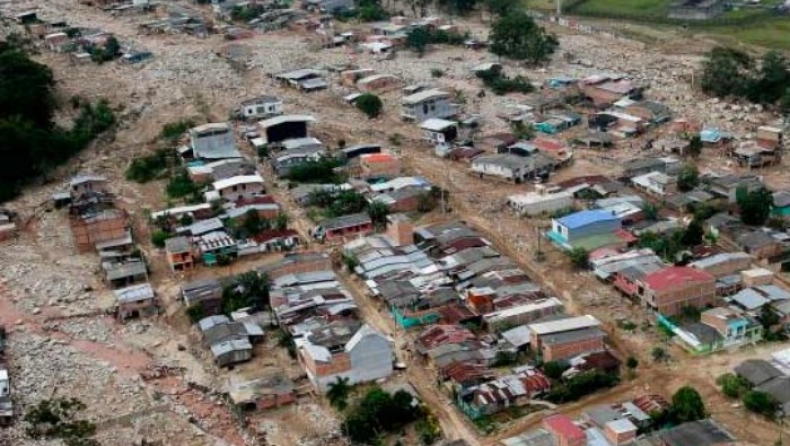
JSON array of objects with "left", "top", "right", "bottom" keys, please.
[
  {"left": 401, "top": 89, "right": 456, "bottom": 121},
  {"left": 257, "top": 114, "right": 316, "bottom": 145},
  {"left": 528, "top": 315, "right": 605, "bottom": 362},
  {"left": 186, "top": 123, "right": 242, "bottom": 160},
  {"left": 653, "top": 419, "right": 735, "bottom": 446},
  {"left": 182, "top": 278, "right": 224, "bottom": 316},
  {"left": 228, "top": 373, "right": 296, "bottom": 411},
  {"left": 211, "top": 339, "right": 253, "bottom": 367},
  {"left": 165, "top": 236, "right": 195, "bottom": 272},
  {"left": 114, "top": 283, "right": 158, "bottom": 322},
  {"left": 639, "top": 266, "right": 717, "bottom": 315},
  {"left": 458, "top": 369, "right": 551, "bottom": 419},
  {"left": 707, "top": 174, "right": 764, "bottom": 204},
  {"left": 547, "top": 210, "right": 622, "bottom": 250},
  {"left": 631, "top": 171, "right": 677, "bottom": 197},
  {"left": 260, "top": 252, "right": 332, "bottom": 280},
  {"left": 700, "top": 307, "right": 762, "bottom": 346},
  {"left": 421, "top": 118, "right": 459, "bottom": 144},
  {"left": 313, "top": 213, "right": 374, "bottom": 241},
  {"left": 471, "top": 154, "right": 550, "bottom": 184},
  {"left": 668, "top": 0, "right": 725, "bottom": 20},
  {"left": 298, "top": 323, "right": 393, "bottom": 392},
  {"left": 273, "top": 69, "right": 328, "bottom": 91},
  {"left": 359, "top": 153, "right": 401, "bottom": 179},
  {"left": 581, "top": 76, "right": 643, "bottom": 108},
  {"left": 773, "top": 191, "right": 790, "bottom": 218},
  {"left": 210, "top": 174, "right": 265, "bottom": 202},
  {"left": 236, "top": 95, "right": 283, "bottom": 120},
  {"left": 543, "top": 414, "right": 586, "bottom": 446},
  {"left": 357, "top": 74, "right": 401, "bottom": 93},
  {"left": 508, "top": 192, "right": 574, "bottom": 217},
  {"left": 372, "top": 186, "right": 430, "bottom": 213},
  {"left": 69, "top": 210, "right": 130, "bottom": 253},
  {"left": 689, "top": 252, "right": 751, "bottom": 278},
  {"left": 69, "top": 175, "right": 108, "bottom": 198}
]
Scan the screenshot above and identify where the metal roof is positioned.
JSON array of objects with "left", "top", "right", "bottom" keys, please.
[
  {"left": 529, "top": 315, "right": 601, "bottom": 336},
  {"left": 258, "top": 114, "right": 316, "bottom": 129},
  {"left": 114, "top": 283, "right": 155, "bottom": 304},
  {"left": 402, "top": 89, "right": 450, "bottom": 105},
  {"left": 556, "top": 210, "right": 620, "bottom": 230},
  {"left": 210, "top": 338, "right": 252, "bottom": 357}
]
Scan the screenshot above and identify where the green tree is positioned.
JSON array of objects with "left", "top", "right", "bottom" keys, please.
[
  {"left": 243, "top": 209, "right": 266, "bottom": 236},
  {"left": 543, "top": 361, "right": 568, "bottom": 380},
  {"left": 641, "top": 202, "right": 660, "bottom": 221},
  {"left": 681, "top": 219, "right": 704, "bottom": 247},
  {"left": 151, "top": 230, "right": 170, "bottom": 248},
  {"left": 743, "top": 390, "right": 779, "bottom": 418},
  {"left": 677, "top": 164, "right": 699, "bottom": 192},
  {"left": 716, "top": 373, "right": 751, "bottom": 398},
  {"left": 652, "top": 346, "right": 668, "bottom": 362},
  {"left": 406, "top": 27, "right": 430, "bottom": 57},
  {"left": 626, "top": 357, "right": 639, "bottom": 371},
  {"left": 780, "top": 88, "right": 790, "bottom": 115},
  {"left": 699, "top": 47, "right": 753, "bottom": 99},
  {"left": 25, "top": 398, "right": 98, "bottom": 446},
  {"left": 484, "top": 0, "right": 518, "bottom": 17},
  {"left": 746, "top": 50, "right": 790, "bottom": 105},
  {"left": 273, "top": 212, "right": 290, "bottom": 231},
  {"left": 738, "top": 188, "right": 773, "bottom": 226},
  {"left": 686, "top": 135, "right": 703, "bottom": 158},
  {"left": 221, "top": 271, "right": 271, "bottom": 314},
  {"left": 670, "top": 386, "right": 706, "bottom": 423},
  {"left": 567, "top": 247, "right": 589, "bottom": 269},
  {"left": 355, "top": 93, "right": 383, "bottom": 119},
  {"left": 759, "top": 303, "right": 781, "bottom": 331},
  {"left": 367, "top": 201, "right": 390, "bottom": 227},
  {"left": 327, "top": 376, "right": 352, "bottom": 411},
  {"left": 489, "top": 12, "right": 558, "bottom": 66}
]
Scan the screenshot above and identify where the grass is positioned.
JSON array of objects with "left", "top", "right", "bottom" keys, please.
[
  {"left": 574, "top": 0, "right": 670, "bottom": 16},
  {"left": 709, "top": 18, "right": 790, "bottom": 49}
]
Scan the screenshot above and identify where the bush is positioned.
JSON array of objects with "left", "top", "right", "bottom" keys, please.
[
  {"left": 743, "top": 390, "right": 779, "bottom": 418},
  {"left": 341, "top": 387, "right": 423, "bottom": 444},
  {"left": 160, "top": 119, "right": 194, "bottom": 141},
  {"left": 476, "top": 68, "right": 534, "bottom": 95},
  {"left": 151, "top": 230, "right": 170, "bottom": 248},
  {"left": 716, "top": 373, "right": 751, "bottom": 398},
  {"left": 125, "top": 148, "right": 172, "bottom": 183},
  {"left": 25, "top": 398, "right": 98, "bottom": 446},
  {"left": 166, "top": 171, "right": 202, "bottom": 202},
  {"left": 545, "top": 370, "right": 619, "bottom": 403},
  {"left": 285, "top": 158, "right": 345, "bottom": 184},
  {"left": 543, "top": 361, "right": 569, "bottom": 380},
  {"left": 430, "top": 68, "right": 445, "bottom": 78},
  {"left": 355, "top": 93, "right": 383, "bottom": 119}
]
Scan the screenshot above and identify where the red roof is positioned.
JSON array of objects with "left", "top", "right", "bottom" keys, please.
[
  {"left": 361, "top": 153, "right": 396, "bottom": 163},
  {"left": 543, "top": 414, "right": 585, "bottom": 442},
  {"left": 589, "top": 247, "right": 620, "bottom": 261},
  {"left": 642, "top": 266, "right": 714, "bottom": 292},
  {"left": 532, "top": 137, "right": 566, "bottom": 153},
  {"left": 614, "top": 228, "right": 638, "bottom": 243},
  {"left": 416, "top": 324, "right": 476, "bottom": 351},
  {"left": 440, "top": 361, "right": 491, "bottom": 384},
  {"left": 438, "top": 304, "right": 478, "bottom": 324},
  {"left": 252, "top": 229, "right": 299, "bottom": 244}
]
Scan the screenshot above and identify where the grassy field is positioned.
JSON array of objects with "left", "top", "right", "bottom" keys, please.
[
  {"left": 709, "top": 18, "right": 790, "bottom": 49},
  {"left": 573, "top": 0, "right": 671, "bottom": 16}
]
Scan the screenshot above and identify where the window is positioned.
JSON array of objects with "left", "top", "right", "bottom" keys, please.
[
  {"left": 232, "top": 185, "right": 238, "bottom": 192},
  {"left": 423, "top": 103, "right": 428, "bottom": 115}
]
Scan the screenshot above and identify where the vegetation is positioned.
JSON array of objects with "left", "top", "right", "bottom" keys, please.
[
  {"left": 355, "top": 93, "right": 383, "bottom": 119},
  {"left": 166, "top": 170, "right": 203, "bottom": 202},
  {"left": 686, "top": 135, "right": 703, "bottom": 158},
  {"left": 677, "top": 163, "right": 699, "bottom": 192},
  {"left": 285, "top": 158, "right": 346, "bottom": 184},
  {"left": 680, "top": 218, "right": 704, "bottom": 247},
  {"left": 651, "top": 346, "right": 668, "bottom": 362},
  {"left": 221, "top": 271, "right": 271, "bottom": 314},
  {"left": 566, "top": 247, "right": 590, "bottom": 269},
  {"left": 716, "top": 373, "right": 752, "bottom": 398},
  {"left": 626, "top": 357, "right": 639, "bottom": 372},
  {"left": 743, "top": 390, "right": 780, "bottom": 418},
  {"left": 308, "top": 189, "right": 368, "bottom": 219},
  {"left": 327, "top": 377, "right": 352, "bottom": 411},
  {"left": 186, "top": 306, "right": 205, "bottom": 324},
  {"left": 341, "top": 387, "right": 424, "bottom": 444},
  {"left": 276, "top": 328, "right": 297, "bottom": 359},
  {"left": 545, "top": 370, "right": 619, "bottom": 403},
  {"left": 475, "top": 68, "right": 535, "bottom": 95},
  {"left": 542, "top": 361, "right": 569, "bottom": 380},
  {"left": 367, "top": 201, "right": 390, "bottom": 227},
  {"left": 405, "top": 27, "right": 470, "bottom": 56},
  {"left": 160, "top": 119, "right": 194, "bottom": 141},
  {"left": 125, "top": 148, "right": 172, "bottom": 183},
  {"left": 231, "top": 4, "right": 265, "bottom": 21},
  {"left": 489, "top": 11, "right": 558, "bottom": 66},
  {"left": 25, "top": 398, "right": 98, "bottom": 446},
  {"left": 151, "top": 230, "right": 170, "bottom": 248},
  {"left": 430, "top": 68, "right": 445, "bottom": 78},
  {"left": 700, "top": 48, "right": 790, "bottom": 109},
  {"left": 483, "top": 0, "right": 519, "bottom": 17},
  {"left": 737, "top": 187, "right": 773, "bottom": 226},
  {"left": 492, "top": 350, "right": 518, "bottom": 367},
  {"left": 89, "top": 36, "right": 121, "bottom": 64},
  {"left": 0, "top": 39, "right": 118, "bottom": 202},
  {"left": 670, "top": 386, "right": 706, "bottom": 423},
  {"left": 641, "top": 202, "right": 660, "bottom": 221}
]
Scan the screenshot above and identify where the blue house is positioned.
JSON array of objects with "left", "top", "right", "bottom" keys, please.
[{"left": 547, "top": 210, "right": 621, "bottom": 250}]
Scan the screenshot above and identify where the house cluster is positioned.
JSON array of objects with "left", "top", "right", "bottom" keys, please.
[
  {"left": 55, "top": 175, "right": 159, "bottom": 322},
  {"left": 501, "top": 397, "right": 739, "bottom": 446},
  {"left": 152, "top": 121, "right": 302, "bottom": 268},
  {"left": 255, "top": 252, "right": 395, "bottom": 393},
  {"left": 197, "top": 313, "right": 265, "bottom": 367},
  {"left": 138, "top": 4, "right": 209, "bottom": 38},
  {"left": 0, "top": 327, "right": 13, "bottom": 426},
  {"left": 733, "top": 349, "right": 790, "bottom": 416},
  {"left": 342, "top": 216, "right": 614, "bottom": 418}
]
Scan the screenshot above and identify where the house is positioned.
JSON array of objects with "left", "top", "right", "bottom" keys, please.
[
  {"left": 182, "top": 278, "right": 224, "bottom": 316},
  {"left": 543, "top": 414, "right": 586, "bottom": 446},
  {"left": 621, "top": 100, "right": 671, "bottom": 125},
  {"left": 235, "top": 96, "right": 283, "bottom": 120},
  {"left": 165, "top": 236, "right": 195, "bottom": 272},
  {"left": 372, "top": 186, "right": 430, "bottom": 213},
  {"left": 210, "top": 174, "right": 265, "bottom": 202},
  {"left": 631, "top": 171, "right": 677, "bottom": 197},
  {"left": 689, "top": 252, "right": 751, "bottom": 278},
  {"left": 305, "top": 0, "right": 354, "bottom": 12},
  {"left": 257, "top": 114, "right": 316, "bottom": 145},
  {"left": 401, "top": 89, "right": 456, "bottom": 121},
  {"left": 298, "top": 323, "right": 393, "bottom": 392},
  {"left": 755, "top": 377, "right": 790, "bottom": 415},
  {"left": 114, "top": 283, "right": 158, "bottom": 322},
  {"left": 250, "top": 229, "right": 301, "bottom": 253},
  {"left": 357, "top": 74, "right": 401, "bottom": 93},
  {"left": 260, "top": 252, "right": 332, "bottom": 279},
  {"left": 272, "top": 146, "right": 324, "bottom": 177},
  {"left": 508, "top": 192, "right": 574, "bottom": 217},
  {"left": 547, "top": 210, "right": 622, "bottom": 250},
  {"left": 471, "top": 154, "right": 553, "bottom": 184},
  {"left": 773, "top": 191, "right": 790, "bottom": 218},
  {"left": 668, "top": 0, "right": 725, "bottom": 19},
  {"left": 581, "top": 75, "right": 643, "bottom": 107},
  {"left": 0, "top": 366, "right": 12, "bottom": 425},
  {"left": 359, "top": 153, "right": 401, "bottom": 179},
  {"left": 652, "top": 419, "right": 735, "bottom": 446},
  {"left": 69, "top": 175, "right": 108, "bottom": 198},
  {"left": 226, "top": 202, "right": 281, "bottom": 222},
  {"left": 458, "top": 369, "right": 551, "bottom": 419},
  {"left": 313, "top": 213, "right": 374, "bottom": 241},
  {"left": 341, "top": 144, "right": 382, "bottom": 160},
  {"left": 736, "top": 230, "right": 784, "bottom": 261},
  {"left": 195, "top": 231, "right": 239, "bottom": 265},
  {"left": 483, "top": 298, "right": 565, "bottom": 333},
  {"left": 735, "top": 359, "right": 784, "bottom": 387},
  {"left": 528, "top": 315, "right": 605, "bottom": 362},
  {"left": 211, "top": 339, "right": 253, "bottom": 367},
  {"left": 273, "top": 69, "right": 328, "bottom": 91},
  {"left": 103, "top": 259, "right": 148, "bottom": 289},
  {"left": 535, "top": 112, "right": 582, "bottom": 134},
  {"left": 707, "top": 174, "right": 764, "bottom": 203},
  {"left": 639, "top": 266, "right": 716, "bottom": 315},
  {"left": 700, "top": 307, "right": 762, "bottom": 346},
  {"left": 186, "top": 123, "right": 242, "bottom": 161},
  {"left": 421, "top": 119, "right": 458, "bottom": 144},
  {"left": 341, "top": 69, "right": 376, "bottom": 87},
  {"left": 228, "top": 373, "right": 296, "bottom": 411},
  {"left": 45, "top": 32, "right": 71, "bottom": 52}
]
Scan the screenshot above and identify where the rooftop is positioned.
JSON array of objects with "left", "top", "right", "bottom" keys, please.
[
  {"left": 556, "top": 210, "right": 620, "bottom": 230},
  {"left": 529, "top": 315, "right": 601, "bottom": 336},
  {"left": 543, "top": 414, "right": 585, "bottom": 441},
  {"left": 114, "top": 283, "right": 155, "bottom": 304},
  {"left": 643, "top": 267, "right": 714, "bottom": 292},
  {"left": 402, "top": 89, "right": 450, "bottom": 105}
]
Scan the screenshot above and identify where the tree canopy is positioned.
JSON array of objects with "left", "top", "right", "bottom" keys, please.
[
  {"left": 341, "top": 387, "right": 423, "bottom": 444},
  {"left": 737, "top": 187, "right": 773, "bottom": 226},
  {"left": 700, "top": 47, "right": 790, "bottom": 108},
  {"left": 670, "top": 386, "right": 706, "bottom": 423},
  {"left": 677, "top": 164, "right": 699, "bottom": 192},
  {"left": 489, "top": 12, "right": 558, "bottom": 66},
  {"left": 221, "top": 271, "right": 271, "bottom": 314},
  {"left": 355, "top": 93, "right": 383, "bottom": 119}
]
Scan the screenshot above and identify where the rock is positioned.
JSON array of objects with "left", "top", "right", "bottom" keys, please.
[{"left": 31, "top": 307, "right": 41, "bottom": 315}]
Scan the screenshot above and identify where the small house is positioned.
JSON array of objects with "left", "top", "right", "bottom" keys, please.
[
  {"left": 548, "top": 210, "right": 622, "bottom": 248},
  {"left": 69, "top": 174, "right": 108, "bottom": 198},
  {"left": 341, "top": 68, "right": 376, "bottom": 87},
  {"left": 534, "top": 111, "right": 582, "bottom": 134},
  {"left": 273, "top": 68, "right": 328, "bottom": 91},
  {"left": 210, "top": 174, "right": 265, "bottom": 202},
  {"left": 773, "top": 191, "right": 790, "bottom": 218},
  {"left": 357, "top": 74, "right": 401, "bottom": 93},
  {"left": 638, "top": 266, "right": 716, "bottom": 315},
  {"left": 543, "top": 414, "right": 586, "bottom": 446},
  {"left": 508, "top": 192, "right": 574, "bottom": 217},
  {"left": 313, "top": 213, "right": 373, "bottom": 241},
  {"left": 196, "top": 231, "right": 239, "bottom": 265},
  {"left": 212, "top": 339, "right": 253, "bottom": 367},
  {"left": 182, "top": 278, "right": 223, "bottom": 316},
  {"left": 420, "top": 119, "right": 458, "bottom": 144},
  {"left": 229, "top": 374, "right": 296, "bottom": 411},
  {"left": 44, "top": 33, "right": 71, "bottom": 52},
  {"left": 631, "top": 171, "right": 677, "bottom": 197},
  {"left": 165, "top": 236, "right": 195, "bottom": 272},
  {"left": 401, "top": 89, "right": 457, "bottom": 122},
  {"left": 236, "top": 96, "right": 283, "bottom": 120},
  {"left": 103, "top": 259, "right": 148, "bottom": 289},
  {"left": 114, "top": 283, "right": 158, "bottom": 322},
  {"left": 119, "top": 50, "right": 153, "bottom": 64},
  {"left": 257, "top": 114, "right": 316, "bottom": 145},
  {"left": 668, "top": 0, "right": 725, "bottom": 19},
  {"left": 187, "top": 123, "right": 242, "bottom": 161},
  {"left": 359, "top": 153, "right": 401, "bottom": 179}
]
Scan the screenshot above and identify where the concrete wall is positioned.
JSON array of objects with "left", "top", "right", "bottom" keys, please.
[{"left": 540, "top": 336, "right": 605, "bottom": 362}]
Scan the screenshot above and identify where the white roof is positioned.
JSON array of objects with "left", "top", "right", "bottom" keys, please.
[
  {"left": 192, "top": 122, "right": 230, "bottom": 134},
  {"left": 258, "top": 114, "right": 316, "bottom": 129},
  {"left": 606, "top": 418, "right": 637, "bottom": 434},
  {"left": 114, "top": 283, "right": 155, "bottom": 304},
  {"left": 213, "top": 174, "right": 264, "bottom": 191},
  {"left": 151, "top": 203, "right": 211, "bottom": 220},
  {"left": 420, "top": 118, "right": 457, "bottom": 132},
  {"left": 402, "top": 89, "right": 450, "bottom": 105},
  {"left": 529, "top": 315, "right": 601, "bottom": 336},
  {"left": 508, "top": 191, "right": 573, "bottom": 206}
]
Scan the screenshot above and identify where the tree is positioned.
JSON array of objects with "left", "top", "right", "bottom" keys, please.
[
  {"left": 677, "top": 164, "right": 699, "bottom": 192},
  {"left": 489, "top": 12, "right": 558, "bottom": 66},
  {"left": 543, "top": 361, "right": 568, "bottom": 380},
  {"left": 243, "top": 209, "right": 266, "bottom": 236},
  {"left": 626, "top": 357, "right": 639, "bottom": 371},
  {"left": 221, "top": 271, "right": 271, "bottom": 314},
  {"left": 567, "top": 247, "right": 589, "bottom": 269},
  {"left": 406, "top": 27, "right": 430, "bottom": 57},
  {"left": 25, "top": 398, "right": 98, "bottom": 446},
  {"left": 327, "top": 377, "right": 352, "bottom": 411},
  {"left": 670, "top": 386, "right": 706, "bottom": 423},
  {"left": 759, "top": 303, "right": 781, "bottom": 331},
  {"left": 652, "top": 346, "right": 668, "bottom": 362},
  {"left": 484, "top": 0, "right": 518, "bottom": 17},
  {"left": 743, "top": 390, "right": 779, "bottom": 418},
  {"left": 746, "top": 51, "right": 790, "bottom": 105},
  {"left": 716, "top": 373, "right": 751, "bottom": 398},
  {"left": 641, "top": 202, "right": 660, "bottom": 221},
  {"left": 341, "top": 387, "right": 423, "bottom": 444},
  {"left": 355, "top": 93, "right": 383, "bottom": 119},
  {"left": 151, "top": 230, "right": 170, "bottom": 248},
  {"left": 781, "top": 88, "right": 790, "bottom": 116},
  {"left": 367, "top": 201, "right": 390, "bottom": 227},
  {"left": 686, "top": 135, "right": 703, "bottom": 158},
  {"left": 273, "top": 212, "right": 290, "bottom": 231},
  {"left": 681, "top": 219, "right": 704, "bottom": 247},
  {"left": 738, "top": 188, "right": 773, "bottom": 226},
  {"left": 699, "top": 47, "right": 753, "bottom": 99}
]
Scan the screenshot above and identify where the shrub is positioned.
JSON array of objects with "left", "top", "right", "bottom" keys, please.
[
  {"left": 355, "top": 93, "right": 383, "bottom": 119},
  {"left": 160, "top": 119, "right": 194, "bottom": 141},
  {"left": 430, "top": 68, "right": 445, "bottom": 78},
  {"left": 125, "top": 148, "right": 172, "bottom": 183},
  {"left": 151, "top": 230, "right": 170, "bottom": 248}
]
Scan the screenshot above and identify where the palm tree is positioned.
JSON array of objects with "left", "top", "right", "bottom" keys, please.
[{"left": 327, "top": 376, "right": 351, "bottom": 411}]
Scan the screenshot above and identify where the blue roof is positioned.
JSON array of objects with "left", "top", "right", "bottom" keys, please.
[
  {"left": 557, "top": 210, "right": 620, "bottom": 229},
  {"left": 700, "top": 128, "right": 721, "bottom": 143}
]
